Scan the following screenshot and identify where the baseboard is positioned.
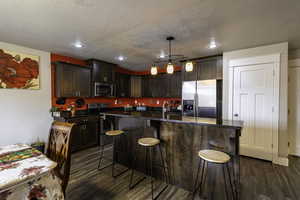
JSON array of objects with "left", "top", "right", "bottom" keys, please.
[
  {"left": 273, "top": 156, "right": 289, "bottom": 166},
  {"left": 289, "top": 146, "right": 300, "bottom": 157}
]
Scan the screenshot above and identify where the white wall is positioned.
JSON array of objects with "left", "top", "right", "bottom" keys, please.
[
  {"left": 223, "top": 42, "right": 289, "bottom": 158},
  {"left": 0, "top": 41, "right": 52, "bottom": 146},
  {"left": 288, "top": 59, "right": 300, "bottom": 157}
]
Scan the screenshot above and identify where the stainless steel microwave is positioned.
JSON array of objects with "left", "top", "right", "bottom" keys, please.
[{"left": 94, "top": 82, "right": 114, "bottom": 97}]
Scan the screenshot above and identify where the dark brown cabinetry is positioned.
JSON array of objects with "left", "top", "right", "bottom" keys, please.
[
  {"left": 87, "top": 59, "right": 116, "bottom": 83},
  {"left": 55, "top": 62, "right": 91, "bottom": 97},
  {"left": 65, "top": 116, "right": 99, "bottom": 152},
  {"left": 115, "top": 72, "right": 131, "bottom": 97},
  {"left": 141, "top": 72, "right": 182, "bottom": 98},
  {"left": 183, "top": 56, "right": 222, "bottom": 81}
]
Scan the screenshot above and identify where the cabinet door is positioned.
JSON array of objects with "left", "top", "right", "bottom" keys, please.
[
  {"left": 100, "top": 62, "right": 115, "bottom": 83},
  {"left": 150, "top": 75, "right": 161, "bottom": 97},
  {"left": 170, "top": 72, "right": 182, "bottom": 97},
  {"left": 56, "top": 63, "right": 76, "bottom": 97},
  {"left": 116, "top": 73, "right": 131, "bottom": 97},
  {"left": 142, "top": 76, "right": 151, "bottom": 97},
  {"left": 183, "top": 68, "right": 197, "bottom": 81},
  {"left": 101, "top": 63, "right": 111, "bottom": 82},
  {"left": 70, "top": 124, "right": 82, "bottom": 152},
  {"left": 88, "top": 60, "right": 115, "bottom": 83},
  {"left": 85, "top": 118, "right": 98, "bottom": 147},
  {"left": 197, "top": 60, "right": 217, "bottom": 80},
  {"left": 161, "top": 74, "right": 170, "bottom": 97},
  {"left": 75, "top": 67, "right": 91, "bottom": 97}
]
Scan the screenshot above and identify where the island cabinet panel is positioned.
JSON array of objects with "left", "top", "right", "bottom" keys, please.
[
  {"left": 114, "top": 117, "right": 240, "bottom": 199},
  {"left": 55, "top": 62, "right": 91, "bottom": 97},
  {"left": 159, "top": 122, "right": 239, "bottom": 191}
]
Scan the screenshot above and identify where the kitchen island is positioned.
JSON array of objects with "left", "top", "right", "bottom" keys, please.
[{"left": 101, "top": 110, "right": 243, "bottom": 199}]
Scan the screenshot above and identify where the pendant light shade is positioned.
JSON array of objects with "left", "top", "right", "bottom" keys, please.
[
  {"left": 150, "top": 65, "right": 158, "bottom": 75},
  {"left": 185, "top": 61, "right": 193, "bottom": 72},
  {"left": 166, "top": 62, "right": 174, "bottom": 74}
]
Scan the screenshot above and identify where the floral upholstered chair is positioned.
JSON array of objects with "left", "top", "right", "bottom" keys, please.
[{"left": 46, "top": 121, "right": 74, "bottom": 196}]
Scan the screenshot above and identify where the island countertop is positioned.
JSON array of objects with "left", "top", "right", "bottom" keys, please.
[{"left": 100, "top": 110, "right": 243, "bottom": 129}]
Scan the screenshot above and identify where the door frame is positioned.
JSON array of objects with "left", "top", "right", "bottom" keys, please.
[
  {"left": 288, "top": 58, "right": 300, "bottom": 156},
  {"left": 227, "top": 54, "right": 280, "bottom": 164}
]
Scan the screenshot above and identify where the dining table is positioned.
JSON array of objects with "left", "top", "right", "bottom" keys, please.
[{"left": 0, "top": 144, "right": 64, "bottom": 200}]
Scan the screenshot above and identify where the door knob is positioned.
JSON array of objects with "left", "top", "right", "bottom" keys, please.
[{"left": 234, "top": 114, "right": 239, "bottom": 117}]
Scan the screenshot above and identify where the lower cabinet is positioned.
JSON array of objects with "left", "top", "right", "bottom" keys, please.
[{"left": 66, "top": 116, "right": 99, "bottom": 152}]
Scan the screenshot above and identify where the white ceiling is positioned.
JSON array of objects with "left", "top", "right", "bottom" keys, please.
[{"left": 1, "top": 0, "right": 300, "bottom": 70}]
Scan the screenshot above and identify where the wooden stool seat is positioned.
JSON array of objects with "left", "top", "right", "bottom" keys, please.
[
  {"left": 198, "top": 149, "right": 230, "bottom": 164},
  {"left": 105, "top": 130, "right": 124, "bottom": 136},
  {"left": 193, "top": 149, "right": 236, "bottom": 199},
  {"left": 138, "top": 137, "right": 160, "bottom": 147}
]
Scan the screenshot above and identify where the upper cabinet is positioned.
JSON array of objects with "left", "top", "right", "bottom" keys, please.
[
  {"left": 183, "top": 56, "right": 223, "bottom": 81},
  {"left": 86, "top": 59, "right": 116, "bottom": 83},
  {"left": 141, "top": 72, "right": 182, "bottom": 98},
  {"left": 55, "top": 62, "right": 91, "bottom": 98},
  {"left": 115, "top": 72, "right": 131, "bottom": 97}
]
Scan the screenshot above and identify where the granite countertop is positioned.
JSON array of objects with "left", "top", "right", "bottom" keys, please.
[{"left": 100, "top": 111, "right": 243, "bottom": 129}]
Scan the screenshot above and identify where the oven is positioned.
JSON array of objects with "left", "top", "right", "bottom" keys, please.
[{"left": 94, "top": 82, "right": 114, "bottom": 97}]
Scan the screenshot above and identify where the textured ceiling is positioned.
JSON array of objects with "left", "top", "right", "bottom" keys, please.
[{"left": 0, "top": 0, "right": 300, "bottom": 70}]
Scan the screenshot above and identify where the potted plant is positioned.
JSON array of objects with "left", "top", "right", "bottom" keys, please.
[
  {"left": 31, "top": 138, "right": 46, "bottom": 153},
  {"left": 49, "top": 106, "right": 61, "bottom": 117}
]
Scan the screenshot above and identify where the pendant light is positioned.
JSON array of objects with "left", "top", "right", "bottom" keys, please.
[
  {"left": 185, "top": 61, "right": 193, "bottom": 72},
  {"left": 150, "top": 36, "right": 189, "bottom": 75},
  {"left": 150, "top": 65, "right": 158, "bottom": 75},
  {"left": 166, "top": 62, "right": 174, "bottom": 74},
  {"left": 166, "top": 37, "right": 174, "bottom": 74}
]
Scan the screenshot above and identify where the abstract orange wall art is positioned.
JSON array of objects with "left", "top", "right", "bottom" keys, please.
[{"left": 0, "top": 49, "right": 40, "bottom": 89}]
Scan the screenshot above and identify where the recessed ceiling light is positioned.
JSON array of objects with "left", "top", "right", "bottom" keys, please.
[
  {"left": 74, "top": 42, "right": 84, "bottom": 48},
  {"left": 118, "top": 55, "right": 125, "bottom": 61},
  {"left": 209, "top": 40, "right": 217, "bottom": 49},
  {"left": 159, "top": 53, "right": 165, "bottom": 58}
]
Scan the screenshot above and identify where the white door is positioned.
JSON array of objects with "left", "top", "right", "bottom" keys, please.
[
  {"left": 288, "top": 67, "right": 300, "bottom": 156},
  {"left": 233, "top": 63, "right": 274, "bottom": 161}
]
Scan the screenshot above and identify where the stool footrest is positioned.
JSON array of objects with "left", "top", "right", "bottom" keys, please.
[
  {"left": 97, "top": 163, "right": 113, "bottom": 171},
  {"left": 129, "top": 176, "right": 147, "bottom": 190},
  {"left": 113, "top": 167, "right": 130, "bottom": 178},
  {"left": 153, "top": 184, "right": 169, "bottom": 200}
]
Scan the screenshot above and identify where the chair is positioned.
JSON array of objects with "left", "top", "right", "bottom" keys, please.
[{"left": 46, "top": 121, "right": 74, "bottom": 196}]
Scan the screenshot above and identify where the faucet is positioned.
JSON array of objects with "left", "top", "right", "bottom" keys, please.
[{"left": 162, "top": 101, "right": 167, "bottom": 118}]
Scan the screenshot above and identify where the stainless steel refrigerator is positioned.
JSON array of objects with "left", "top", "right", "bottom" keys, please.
[{"left": 182, "top": 80, "right": 217, "bottom": 118}]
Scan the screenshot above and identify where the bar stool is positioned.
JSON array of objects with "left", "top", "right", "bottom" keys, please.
[
  {"left": 192, "top": 149, "right": 236, "bottom": 200},
  {"left": 129, "top": 137, "right": 169, "bottom": 200},
  {"left": 97, "top": 130, "right": 130, "bottom": 178}
]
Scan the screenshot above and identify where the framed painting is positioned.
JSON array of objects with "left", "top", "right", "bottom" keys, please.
[{"left": 0, "top": 48, "right": 40, "bottom": 90}]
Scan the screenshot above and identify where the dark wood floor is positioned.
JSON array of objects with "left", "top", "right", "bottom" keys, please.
[{"left": 66, "top": 146, "right": 300, "bottom": 200}]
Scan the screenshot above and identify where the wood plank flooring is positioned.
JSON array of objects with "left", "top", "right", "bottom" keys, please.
[{"left": 66, "top": 146, "right": 300, "bottom": 200}]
